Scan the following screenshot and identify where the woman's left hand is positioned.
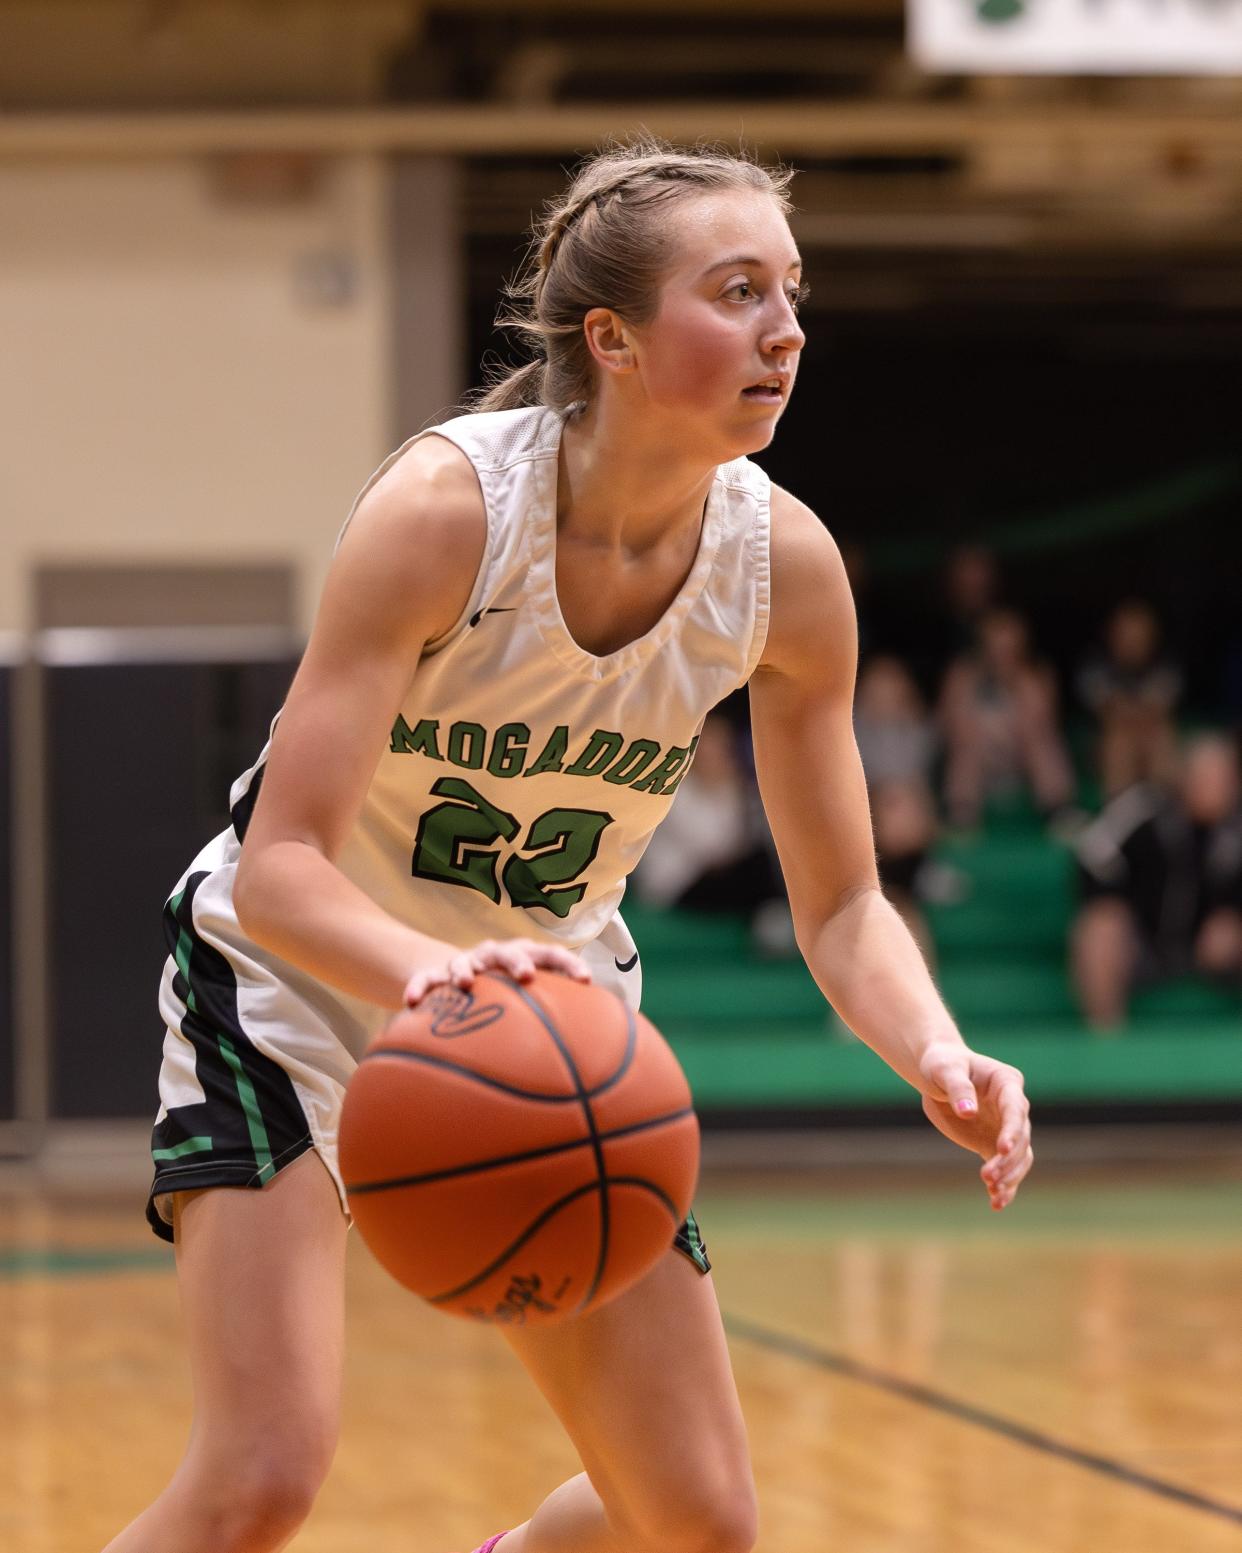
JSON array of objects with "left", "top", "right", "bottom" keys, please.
[{"left": 917, "top": 1042, "right": 1033, "bottom": 1211}]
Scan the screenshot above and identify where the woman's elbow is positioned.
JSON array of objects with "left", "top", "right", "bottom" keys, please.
[{"left": 791, "top": 883, "right": 881, "bottom": 952}]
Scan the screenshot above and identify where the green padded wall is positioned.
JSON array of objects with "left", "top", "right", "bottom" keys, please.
[{"left": 630, "top": 805, "right": 1242, "bottom": 1112}]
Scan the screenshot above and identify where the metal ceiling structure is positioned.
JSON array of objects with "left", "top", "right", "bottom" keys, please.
[{"left": 4, "top": 1, "right": 1242, "bottom": 313}]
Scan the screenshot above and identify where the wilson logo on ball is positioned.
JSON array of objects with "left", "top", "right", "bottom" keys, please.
[
  {"left": 424, "top": 986, "right": 506, "bottom": 1038},
  {"left": 468, "top": 1272, "right": 571, "bottom": 1325}
]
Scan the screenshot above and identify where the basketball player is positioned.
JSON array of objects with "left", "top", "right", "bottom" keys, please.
[{"left": 105, "top": 139, "right": 1033, "bottom": 1553}]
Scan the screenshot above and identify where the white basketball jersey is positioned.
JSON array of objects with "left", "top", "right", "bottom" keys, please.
[{"left": 172, "top": 404, "right": 771, "bottom": 1055}]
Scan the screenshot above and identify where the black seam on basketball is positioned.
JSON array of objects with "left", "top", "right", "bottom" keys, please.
[
  {"left": 362, "top": 1046, "right": 590, "bottom": 1102},
  {"left": 602, "top": 1175, "right": 682, "bottom": 1221},
  {"left": 498, "top": 975, "right": 611, "bottom": 1313},
  {"left": 427, "top": 1178, "right": 606, "bottom": 1304},
  {"left": 579, "top": 1001, "right": 639, "bottom": 1101},
  {"left": 364, "top": 982, "right": 638, "bottom": 1104},
  {"left": 479, "top": 974, "right": 639, "bottom": 1097},
  {"left": 344, "top": 1106, "right": 696, "bottom": 1195},
  {"left": 426, "top": 1175, "right": 681, "bottom": 1308}
]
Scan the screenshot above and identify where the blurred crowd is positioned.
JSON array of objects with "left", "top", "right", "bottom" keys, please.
[{"left": 634, "top": 543, "right": 1242, "bottom": 1033}]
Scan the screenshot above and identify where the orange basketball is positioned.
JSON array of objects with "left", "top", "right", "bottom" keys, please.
[{"left": 338, "top": 970, "right": 700, "bottom": 1325}]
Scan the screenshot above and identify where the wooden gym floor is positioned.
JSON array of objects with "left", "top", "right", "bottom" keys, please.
[{"left": 2, "top": 1126, "right": 1240, "bottom": 1553}]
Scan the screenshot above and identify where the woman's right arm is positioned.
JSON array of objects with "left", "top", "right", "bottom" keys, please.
[{"left": 232, "top": 436, "right": 588, "bottom": 1011}]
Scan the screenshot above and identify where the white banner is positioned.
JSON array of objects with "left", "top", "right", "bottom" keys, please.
[{"left": 908, "top": 0, "right": 1242, "bottom": 74}]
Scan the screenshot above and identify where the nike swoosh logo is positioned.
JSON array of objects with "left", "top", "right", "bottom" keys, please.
[
  {"left": 469, "top": 606, "right": 518, "bottom": 627},
  {"left": 614, "top": 953, "right": 639, "bottom": 973}
]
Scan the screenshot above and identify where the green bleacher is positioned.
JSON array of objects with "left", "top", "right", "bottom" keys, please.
[{"left": 630, "top": 802, "right": 1242, "bottom": 1112}]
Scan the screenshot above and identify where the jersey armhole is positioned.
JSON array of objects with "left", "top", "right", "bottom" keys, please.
[
  {"left": 331, "top": 426, "right": 497, "bottom": 656},
  {"left": 418, "top": 431, "right": 496, "bottom": 654},
  {"left": 740, "top": 482, "right": 773, "bottom": 685}
]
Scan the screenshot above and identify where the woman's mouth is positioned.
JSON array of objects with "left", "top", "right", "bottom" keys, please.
[{"left": 741, "top": 377, "right": 785, "bottom": 404}]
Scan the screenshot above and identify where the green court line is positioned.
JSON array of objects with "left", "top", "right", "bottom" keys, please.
[
  {"left": 0, "top": 1248, "right": 173, "bottom": 1280},
  {"left": 697, "top": 1181, "right": 1242, "bottom": 1243}
]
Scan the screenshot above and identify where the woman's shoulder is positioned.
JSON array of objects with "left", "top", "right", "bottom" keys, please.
[
  {"left": 334, "top": 433, "right": 488, "bottom": 643},
  {"left": 768, "top": 481, "right": 840, "bottom": 573},
  {"left": 356, "top": 432, "right": 485, "bottom": 549},
  {"left": 757, "top": 483, "right": 855, "bottom": 682}
]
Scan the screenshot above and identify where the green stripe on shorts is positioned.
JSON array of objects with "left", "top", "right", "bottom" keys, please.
[
  {"left": 168, "top": 886, "right": 200, "bottom": 1016},
  {"left": 682, "top": 1209, "right": 710, "bottom": 1273},
  {"left": 151, "top": 1135, "right": 214, "bottom": 1162},
  {"left": 218, "top": 1033, "right": 275, "bottom": 1183}
]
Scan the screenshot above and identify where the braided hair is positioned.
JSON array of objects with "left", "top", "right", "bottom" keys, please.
[{"left": 471, "top": 136, "right": 794, "bottom": 414}]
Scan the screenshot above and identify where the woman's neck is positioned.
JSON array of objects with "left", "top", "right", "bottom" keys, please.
[{"left": 556, "top": 400, "right": 717, "bottom": 554}]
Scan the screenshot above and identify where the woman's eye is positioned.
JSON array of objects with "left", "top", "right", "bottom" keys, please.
[{"left": 723, "top": 278, "right": 808, "bottom": 309}]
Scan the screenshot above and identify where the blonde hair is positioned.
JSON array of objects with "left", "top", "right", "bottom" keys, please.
[{"left": 471, "top": 135, "right": 794, "bottom": 414}]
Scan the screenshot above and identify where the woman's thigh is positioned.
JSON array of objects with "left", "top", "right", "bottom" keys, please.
[
  {"left": 503, "top": 1249, "right": 754, "bottom": 1537},
  {"left": 103, "top": 1154, "right": 348, "bottom": 1552},
  {"left": 174, "top": 1149, "right": 349, "bottom": 1469}
]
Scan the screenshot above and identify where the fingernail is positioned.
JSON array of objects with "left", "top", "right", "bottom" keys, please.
[{"left": 955, "top": 1098, "right": 977, "bottom": 1116}]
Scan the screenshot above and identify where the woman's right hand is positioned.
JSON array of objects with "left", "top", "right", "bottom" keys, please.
[{"left": 403, "top": 938, "right": 592, "bottom": 1006}]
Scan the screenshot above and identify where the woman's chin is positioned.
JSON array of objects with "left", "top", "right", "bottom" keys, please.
[{"left": 727, "top": 418, "right": 781, "bottom": 459}]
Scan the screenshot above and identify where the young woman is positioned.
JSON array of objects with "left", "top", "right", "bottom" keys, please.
[{"left": 105, "top": 139, "right": 1033, "bottom": 1553}]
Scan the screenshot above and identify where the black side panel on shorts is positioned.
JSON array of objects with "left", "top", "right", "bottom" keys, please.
[
  {"left": 153, "top": 872, "right": 313, "bottom": 1177},
  {"left": 674, "top": 1210, "right": 711, "bottom": 1275},
  {"left": 229, "top": 760, "right": 265, "bottom": 844}
]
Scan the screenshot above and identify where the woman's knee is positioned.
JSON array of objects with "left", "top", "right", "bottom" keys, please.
[
  {"left": 234, "top": 1445, "right": 332, "bottom": 1531},
  {"left": 615, "top": 1474, "right": 759, "bottom": 1553},
  {"left": 185, "top": 1427, "right": 336, "bottom": 1551}
]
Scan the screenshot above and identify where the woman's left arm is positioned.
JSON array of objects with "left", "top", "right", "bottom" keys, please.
[{"left": 749, "top": 487, "right": 1033, "bottom": 1210}]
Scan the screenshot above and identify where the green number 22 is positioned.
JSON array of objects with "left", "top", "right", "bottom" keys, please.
[{"left": 411, "top": 777, "right": 613, "bottom": 920}]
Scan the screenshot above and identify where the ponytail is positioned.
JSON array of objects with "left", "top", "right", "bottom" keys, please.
[{"left": 469, "top": 359, "right": 547, "bottom": 415}]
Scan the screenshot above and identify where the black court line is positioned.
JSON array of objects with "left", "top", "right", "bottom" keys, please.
[{"left": 725, "top": 1313, "right": 1242, "bottom": 1529}]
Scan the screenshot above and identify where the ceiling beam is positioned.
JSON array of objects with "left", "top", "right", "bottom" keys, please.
[{"left": 3, "top": 101, "right": 1242, "bottom": 160}]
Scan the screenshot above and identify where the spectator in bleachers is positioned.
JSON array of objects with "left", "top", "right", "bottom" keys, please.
[
  {"left": 1077, "top": 599, "right": 1182, "bottom": 799},
  {"left": 920, "top": 542, "right": 1002, "bottom": 690},
  {"left": 939, "top": 607, "right": 1076, "bottom": 833},
  {"left": 855, "top": 654, "right": 938, "bottom": 791},
  {"left": 632, "top": 712, "right": 781, "bottom": 917},
  {"left": 1070, "top": 733, "right": 1242, "bottom": 1031},
  {"left": 854, "top": 656, "right": 941, "bottom": 960}
]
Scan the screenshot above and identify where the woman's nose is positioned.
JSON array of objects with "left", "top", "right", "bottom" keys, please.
[{"left": 766, "top": 300, "right": 805, "bottom": 354}]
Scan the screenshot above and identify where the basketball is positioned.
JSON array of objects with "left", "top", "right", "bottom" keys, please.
[{"left": 338, "top": 970, "right": 700, "bottom": 1325}]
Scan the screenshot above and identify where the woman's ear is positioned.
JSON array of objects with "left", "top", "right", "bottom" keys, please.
[{"left": 582, "top": 307, "right": 635, "bottom": 378}]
